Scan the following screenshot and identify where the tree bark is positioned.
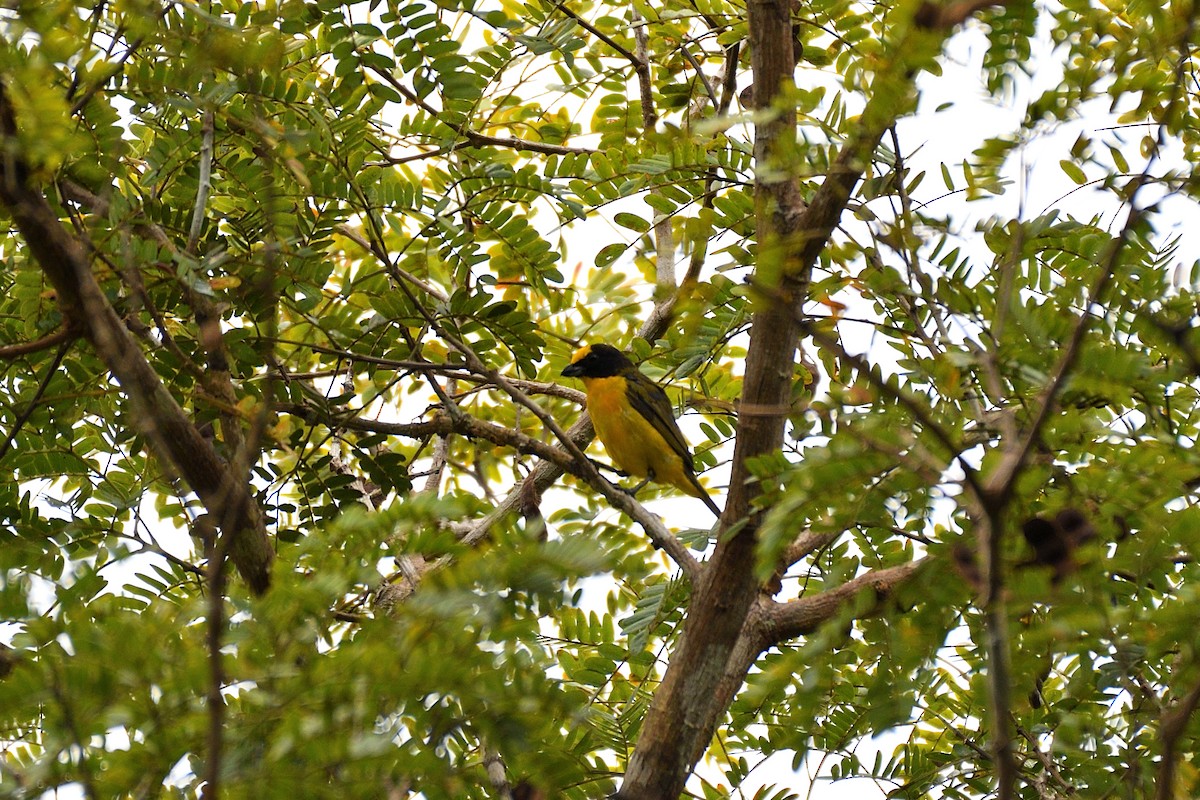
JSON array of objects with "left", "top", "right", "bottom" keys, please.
[
  {"left": 615, "top": 0, "right": 990, "bottom": 792},
  {"left": 618, "top": 1, "right": 805, "bottom": 796},
  {"left": 0, "top": 82, "right": 272, "bottom": 594}
]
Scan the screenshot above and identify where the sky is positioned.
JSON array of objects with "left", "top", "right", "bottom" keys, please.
[{"left": 16, "top": 2, "right": 1200, "bottom": 798}]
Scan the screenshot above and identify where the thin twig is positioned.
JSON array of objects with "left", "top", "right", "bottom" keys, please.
[
  {"left": 1015, "top": 724, "right": 1075, "bottom": 795},
  {"left": 278, "top": 402, "right": 576, "bottom": 471},
  {"left": 461, "top": 129, "right": 595, "bottom": 156},
  {"left": 365, "top": 65, "right": 593, "bottom": 156},
  {"left": 680, "top": 43, "right": 719, "bottom": 111},
  {"left": 334, "top": 223, "right": 448, "bottom": 301},
  {"left": 69, "top": 35, "right": 145, "bottom": 117},
  {"left": 799, "top": 320, "right": 986, "bottom": 504},
  {"left": 0, "top": 340, "right": 71, "bottom": 462},
  {"left": 65, "top": 0, "right": 110, "bottom": 102},
  {"left": 717, "top": 42, "right": 740, "bottom": 116},
  {"left": 555, "top": 1, "right": 642, "bottom": 66},
  {"left": 187, "top": 110, "right": 215, "bottom": 253},
  {"left": 122, "top": 529, "right": 206, "bottom": 579},
  {"left": 632, "top": 9, "right": 673, "bottom": 286}
]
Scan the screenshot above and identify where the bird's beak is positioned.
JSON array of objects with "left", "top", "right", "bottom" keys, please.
[{"left": 561, "top": 362, "right": 583, "bottom": 377}]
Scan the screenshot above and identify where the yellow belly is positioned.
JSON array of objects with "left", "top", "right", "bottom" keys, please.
[{"left": 585, "top": 376, "right": 700, "bottom": 498}]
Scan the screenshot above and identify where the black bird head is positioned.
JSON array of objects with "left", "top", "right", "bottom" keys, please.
[{"left": 562, "top": 343, "right": 634, "bottom": 378}]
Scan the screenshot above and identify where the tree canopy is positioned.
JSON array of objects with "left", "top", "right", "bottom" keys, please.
[{"left": 2, "top": 0, "right": 1200, "bottom": 798}]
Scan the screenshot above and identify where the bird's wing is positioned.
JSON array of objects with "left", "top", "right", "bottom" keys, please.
[{"left": 623, "top": 371, "right": 696, "bottom": 471}]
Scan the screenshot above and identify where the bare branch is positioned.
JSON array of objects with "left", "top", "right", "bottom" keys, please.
[
  {"left": 0, "top": 327, "right": 76, "bottom": 360},
  {"left": 781, "top": 530, "right": 839, "bottom": 570},
  {"left": 187, "top": 110, "right": 214, "bottom": 252},
  {"left": 278, "top": 402, "right": 578, "bottom": 473},
  {"left": 459, "top": 129, "right": 596, "bottom": 157},
  {"left": 763, "top": 559, "right": 927, "bottom": 644},
  {"left": 631, "top": 9, "right": 675, "bottom": 287},
  {"left": 680, "top": 44, "right": 719, "bottom": 112}
]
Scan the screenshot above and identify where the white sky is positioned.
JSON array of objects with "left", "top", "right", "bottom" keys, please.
[{"left": 17, "top": 2, "right": 1200, "bottom": 798}]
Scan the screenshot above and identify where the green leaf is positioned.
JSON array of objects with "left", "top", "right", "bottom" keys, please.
[
  {"left": 1060, "top": 159, "right": 1088, "bottom": 184},
  {"left": 614, "top": 212, "right": 651, "bottom": 233},
  {"left": 595, "top": 241, "right": 627, "bottom": 267}
]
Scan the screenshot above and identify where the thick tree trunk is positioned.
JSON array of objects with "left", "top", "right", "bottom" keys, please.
[
  {"left": 617, "top": 2, "right": 806, "bottom": 797},
  {"left": 614, "top": 0, "right": 979, "bottom": 792}
]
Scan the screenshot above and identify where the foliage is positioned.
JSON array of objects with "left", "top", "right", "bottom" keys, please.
[{"left": 0, "top": 0, "right": 1199, "bottom": 798}]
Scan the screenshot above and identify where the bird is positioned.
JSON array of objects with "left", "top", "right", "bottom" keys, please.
[{"left": 561, "top": 343, "right": 721, "bottom": 516}]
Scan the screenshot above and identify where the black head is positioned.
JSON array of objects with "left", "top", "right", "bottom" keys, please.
[{"left": 561, "top": 343, "right": 634, "bottom": 378}]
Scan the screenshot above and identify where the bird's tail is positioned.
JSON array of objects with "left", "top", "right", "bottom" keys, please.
[{"left": 684, "top": 472, "right": 722, "bottom": 517}]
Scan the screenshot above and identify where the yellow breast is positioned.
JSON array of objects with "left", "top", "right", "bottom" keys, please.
[{"left": 584, "top": 375, "right": 688, "bottom": 484}]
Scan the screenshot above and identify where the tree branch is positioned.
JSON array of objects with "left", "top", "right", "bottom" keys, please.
[
  {"left": 186, "top": 110, "right": 214, "bottom": 253},
  {"left": 1155, "top": 674, "right": 1200, "bottom": 800},
  {"left": 619, "top": 1, "right": 1000, "bottom": 795},
  {"left": 620, "top": 0, "right": 805, "bottom": 791},
  {"left": 0, "top": 81, "right": 273, "bottom": 594},
  {"left": 555, "top": 2, "right": 642, "bottom": 67},
  {"left": 366, "top": 65, "right": 594, "bottom": 156},
  {"left": 630, "top": 9, "right": 674, "bottom": 286},
  {"left": 763, "top": 559, "right": 927, "bottom": 644},
  {"left": 279, "top": 402, "right": 578, "bottom": 473},
  {"left": 0, "top": 327, "right": 77, "bottom": 360},
  {"left": 0, "top": 340, "right": 71, "bottom": 462}
]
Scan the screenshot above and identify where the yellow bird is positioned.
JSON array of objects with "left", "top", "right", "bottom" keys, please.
[{"left": 561, "top": 343, "right": 721, "bottom": 516}]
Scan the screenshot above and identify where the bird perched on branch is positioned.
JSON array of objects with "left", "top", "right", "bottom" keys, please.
[{"left": 561, "top": 343, "right": 721, "bottom": 516}]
